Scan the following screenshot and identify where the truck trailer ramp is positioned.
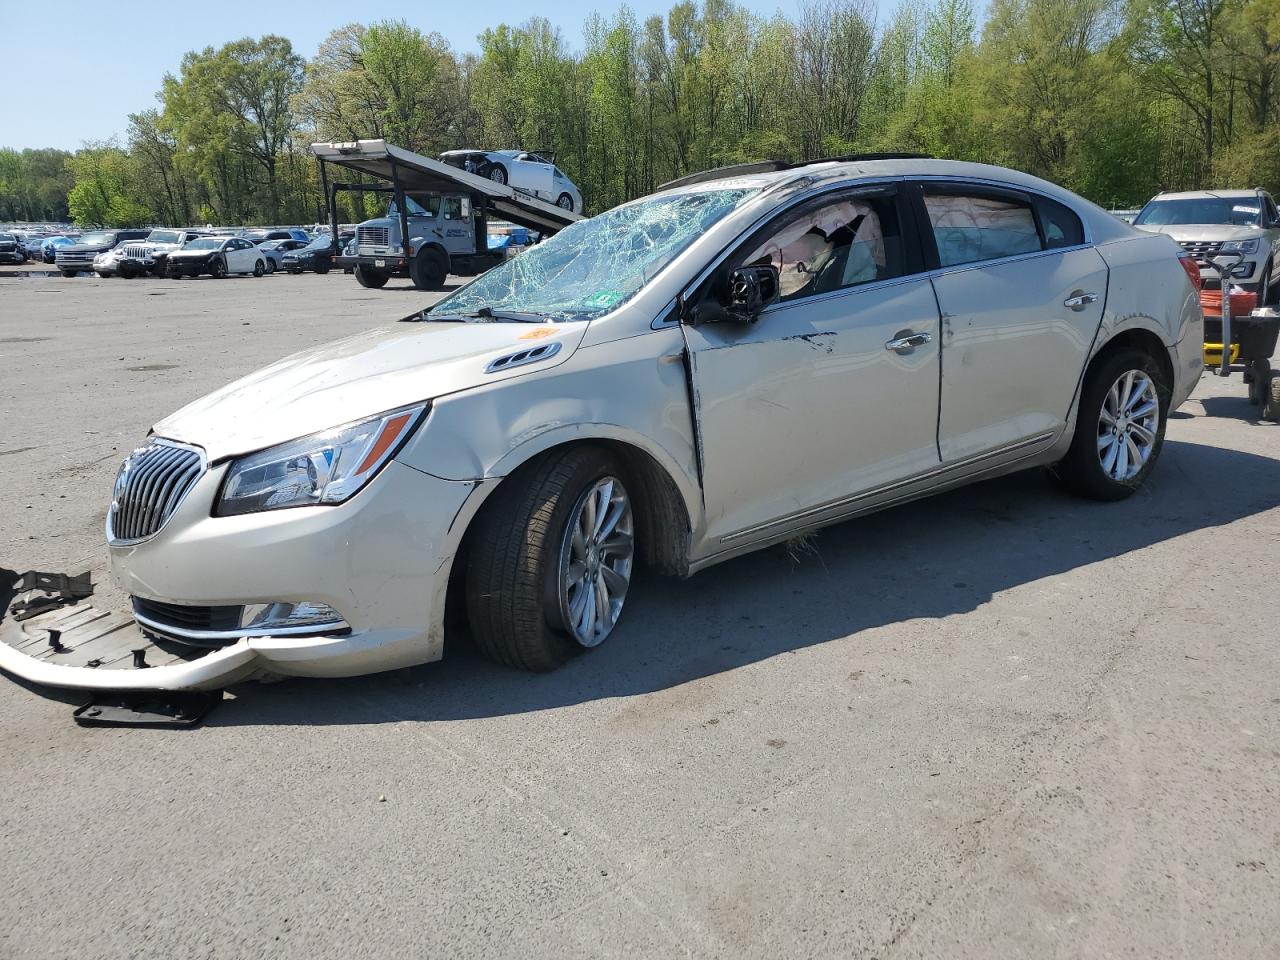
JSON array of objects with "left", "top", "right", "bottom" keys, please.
[{"left": 311, "top": 139, "right": 583, "bottom": 235}]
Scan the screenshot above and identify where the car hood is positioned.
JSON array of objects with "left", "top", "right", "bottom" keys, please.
[
  {"left": 62, "top": 242, "right": 114, "bottom": 253},
  {"left": 153, "top": 321, "right": 589, "bottom": 461},
  {"left": 1134, "top": 223, "right": 1264, "bottom": 242},
  {"left": 168, "top": 248, "right": 217, "bottom": 260}
]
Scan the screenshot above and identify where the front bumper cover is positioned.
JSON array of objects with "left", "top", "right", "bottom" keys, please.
[{"left": 2, "top": 462, "right": 496, "bottom": 692}]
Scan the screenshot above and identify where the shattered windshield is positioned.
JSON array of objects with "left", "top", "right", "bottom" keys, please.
[{"left": 428, "top": 188, "right": 759, "bottom": 322}]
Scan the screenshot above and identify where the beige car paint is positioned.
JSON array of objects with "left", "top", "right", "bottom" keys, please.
[{"left": 0, "top": 159, "right": 1204, "bottom": 691}]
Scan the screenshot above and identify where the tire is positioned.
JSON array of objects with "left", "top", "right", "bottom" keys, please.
[
  {"left": 96, "top": 271, "right": 111, "bottom": 279},
  {"left": 1259, "top": 263, "right": 1277, "bottom": 307},
  {"left": 1053, "top": 348, "right": 1170, "bottom": 501},
  {"left": 314, "top": 262, "right": 330, "bottom": 275},
  {"left": 556, "top": 192, "right": 574, "bottom": 211},
  {"left": 264, "top": 258, "right": 276, "bottom": 274},
  {"left": 409, "top": 247, "right": 448, "bottom": 290},
  {"left": 287, "top": 266, "right": 301, "bottom": 275},
  {"left": 465, "top": 446, "right": 636, "bottom": 671},
  {"left": 150, "top": 260, "right": 166, "bottom": 277},
  {"left": 210, "top": 257, "right": 226, "bottom": 279},
  {"left": 60, "top": 270, "right": 77, "bottom": 278},
  {"left": 1264, "top": 376, "right": 1280, "bottom": 422},
  {"left": 487, "top": 163, "right": 508, "bottom": 185},
  {"left": 354, "top": 264, "right": 389, "bottom": 288},
  {"left": 253, "top": 259, "right": 265, "bottom": 277},
  {"left": 118, "top": 263, "right": 137, "bottom": 279},
  {"left": 1247, "top": 360, "right": 1270, "bottom": 404}
]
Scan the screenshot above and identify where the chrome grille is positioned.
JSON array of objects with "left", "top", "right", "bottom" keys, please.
[
  {"left": 56, "top": 249, "right": 98, "bottom": 267},
  {"left": 1179, "top": 239, "right": 1223, "bottom": 257},
  {"left": 119, "top": 243, "right": 151, "bottom": 258},
  {"left": 357, "top": 225, "right": 389, "bottom": 249},
  {"left": 108, "top": 441, "right": 205, "bottom": 543}
]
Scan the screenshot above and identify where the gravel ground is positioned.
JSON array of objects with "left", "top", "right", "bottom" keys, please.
[{"left": 1, "top": 271, "right": 1277, "bottom": 959}]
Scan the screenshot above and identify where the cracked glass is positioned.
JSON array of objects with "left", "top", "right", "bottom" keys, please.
[{"left": 428, "top": 188, "right": 759, "bottom": 322}]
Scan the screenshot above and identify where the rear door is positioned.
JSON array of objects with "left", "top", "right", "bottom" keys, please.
[{"left": 911, "top": 182, "right": 1108, "bottom": 462}]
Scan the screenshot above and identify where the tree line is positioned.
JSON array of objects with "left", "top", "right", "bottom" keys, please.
[{"left": 3, "top": 0, "right": 1279, "bottom": 227}]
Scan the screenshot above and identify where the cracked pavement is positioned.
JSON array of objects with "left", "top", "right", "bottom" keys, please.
[{"left": 1, "top": 272, "right": 1277, "bottom": 958}]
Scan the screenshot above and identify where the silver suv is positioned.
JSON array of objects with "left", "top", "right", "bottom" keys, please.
[{"left": 1133, "top": 189, "right": 1280, "bottom": 302}]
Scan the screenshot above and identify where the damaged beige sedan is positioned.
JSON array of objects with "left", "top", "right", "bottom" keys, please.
[{"left": 2, "top": 157, "right": 1204, "bottom": 692}]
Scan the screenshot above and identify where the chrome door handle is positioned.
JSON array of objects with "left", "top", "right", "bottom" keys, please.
[
  {"left": 1064, "top": 292, "right": 1098, "bottom": 311},
  {"left": 885, "top": 331, "right": 933, "bottom": 352}
]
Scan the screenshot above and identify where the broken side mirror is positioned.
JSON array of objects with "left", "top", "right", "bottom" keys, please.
[{"left": 686, "top": 264, "right": 780, "bottom": 325}]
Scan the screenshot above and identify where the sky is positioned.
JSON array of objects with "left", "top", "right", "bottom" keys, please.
[{"left": 0, "top": 0, "right": 810, "bottom": 151}]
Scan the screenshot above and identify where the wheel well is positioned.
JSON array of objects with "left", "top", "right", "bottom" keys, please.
[
  {"left": 1088, "top": 327, "right": 1174, "bottom": 390},
  {"left": 443, "top": 439, "right": 693, "bottom": 647}
]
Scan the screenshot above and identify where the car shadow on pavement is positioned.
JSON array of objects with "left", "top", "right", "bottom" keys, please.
[
  {"left": 1199, "top": 394, "right": 1277, "bottom": 423},
  {"left": 203, "top": 437, "right": 1280, "bottom": 728}
]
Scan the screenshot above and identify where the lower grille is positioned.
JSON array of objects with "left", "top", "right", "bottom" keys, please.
[
  {"left": 108, "top": 441, "right": 204, "bottom": 543},
  {"left": 132, "top": 597, "right": 244, "bottom": 648}
]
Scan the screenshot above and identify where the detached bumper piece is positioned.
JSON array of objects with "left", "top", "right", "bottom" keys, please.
[
  {"left": 2, "top": 570, "right": 238, "bottom": 711},
  {"left": 73, "top": 691, "right": 221, "bottom": 728}
]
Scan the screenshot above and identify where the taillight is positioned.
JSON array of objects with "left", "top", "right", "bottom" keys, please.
[{"left": 1178, "top": 252, "right": 1202, "bottom": 289}]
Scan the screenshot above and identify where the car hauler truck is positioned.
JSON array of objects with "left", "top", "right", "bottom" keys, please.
[{"left": 311, "top": 139, "right": 583, "bottom": 290}]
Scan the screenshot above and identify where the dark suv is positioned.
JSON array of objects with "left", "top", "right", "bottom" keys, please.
[{"left": 55, "top": 229, "right": 150, "bottom": 277}]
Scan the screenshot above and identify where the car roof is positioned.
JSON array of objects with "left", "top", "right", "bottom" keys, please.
[{"left": 1151, "top": 189, "right": 1260, "bottom": 201}]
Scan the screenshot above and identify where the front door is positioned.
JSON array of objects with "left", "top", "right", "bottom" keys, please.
[
  {"left": 912, "top": 183, "right": 1108, "bottom": 461},
  {"left": 683, "top": 186, "right": 942, "bottom": 547}
]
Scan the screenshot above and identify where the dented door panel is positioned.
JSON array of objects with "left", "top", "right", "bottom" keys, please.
[{"left": 683, "top": 277, "right": 942, "bottom": 545}]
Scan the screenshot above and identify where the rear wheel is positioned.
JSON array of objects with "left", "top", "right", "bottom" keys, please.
[
  {"left": 465, "top": 447, "right": 636, "bottom": 671},
  {"left": 1053, "top": 349, "right": 1169, "bottom": 501},
  {"left": 354, "top": 263, "right": 389, "bottom": 288},
  {"left": 410, "top": 247, "right": 448, "bottom": 290}
]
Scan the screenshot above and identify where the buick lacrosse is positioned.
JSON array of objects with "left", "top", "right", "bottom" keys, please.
[{"left": 2, "top": 157, "right": 1203, "bottom": 690}]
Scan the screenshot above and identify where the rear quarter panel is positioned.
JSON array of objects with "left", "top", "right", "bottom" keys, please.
[{"left": 1094, "top": 233, "right": 1203, "bottom": 409}]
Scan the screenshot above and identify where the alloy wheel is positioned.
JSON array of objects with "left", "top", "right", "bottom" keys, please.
[
  {"left": 1097, "top": 370, "right": 1159, "bottom": 481},
  {"left": 558, "top": 476, "right": 634, "bottom": 647}
]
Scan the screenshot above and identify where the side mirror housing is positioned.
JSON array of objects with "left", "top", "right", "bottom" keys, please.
[{"left": 686, "top": 264, "right": 780, "bottom": 325}]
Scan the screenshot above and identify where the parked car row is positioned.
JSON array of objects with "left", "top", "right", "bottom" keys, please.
[{"left": 41, "top": 227, "right": 354, "bottom": 279}]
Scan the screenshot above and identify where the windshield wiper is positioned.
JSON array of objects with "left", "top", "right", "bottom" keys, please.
[{"left": 421, "top": 308, "right": 550, "bottom": 324}]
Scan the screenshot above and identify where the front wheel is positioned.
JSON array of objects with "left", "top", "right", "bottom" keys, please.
[
  {"left": 263, "top": 258, "right": 275, "bottom": 274},
  {"left": 354, "top": 263, "right": 389, "bottom": 288},
  {"left": 1052, "top": 349, "right": 1169, "bottom": 500},
  {"left": 465, "top": 447, "right": 636, "bottom": 671},
  {"left": 210, "top": 257, "right": 227, "bottom": 279},
  {"left": 1264, "top": 376, "right": 1280, "bottom": 422},
  {"left": 253, "top": 259, "right": 265, "bottom": 277},
  {"left": 60, "top": 269, "right": 78, "bottom": 278},
  {"left": 487, "top": 163, "right": 508, "bottom": 185},
  {"left": 314, "top": 262, "right": 330, "bottom": 275},
  {"left": 556, "top": 192, "right": 574, "bottom": 211}
]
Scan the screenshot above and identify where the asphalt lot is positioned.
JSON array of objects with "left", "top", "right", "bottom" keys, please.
[{"left": 1, "top": 269, "right": 1278, "bottom": 959}]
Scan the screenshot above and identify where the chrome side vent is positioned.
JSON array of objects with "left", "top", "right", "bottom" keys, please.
[
  {"left": 107, "top": 440, "right": 205, "bottom": 544},
  {"left": 484, "top": 340, "right": 562, "bottom": 374}
]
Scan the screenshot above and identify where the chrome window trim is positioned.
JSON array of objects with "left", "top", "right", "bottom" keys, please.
[
  {"left": 718, "top": 431, "right": 1057, "bottom": 545},
  {"left": 105, "top": 437, "right": 208, "bottom": 546}
]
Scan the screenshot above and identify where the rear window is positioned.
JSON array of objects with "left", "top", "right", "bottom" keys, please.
[
  {"left": 924, "top": 192, "right": 1041, "bottom": 267},
  {"left": 1038, "top": 197, "right": 1085, "bottom": 248}
]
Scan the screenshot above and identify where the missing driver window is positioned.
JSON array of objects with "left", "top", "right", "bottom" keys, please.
[
  {"left": 742, "top": 195, "right": 903, "bottom": 303},
  {"left": 924, "top": 193, "right": 1041, "bottom": 267}
]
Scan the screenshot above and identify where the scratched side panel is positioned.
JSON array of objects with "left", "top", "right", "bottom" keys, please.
[{"left": 682, "top": 278, "right": 942, "bottom": 545}]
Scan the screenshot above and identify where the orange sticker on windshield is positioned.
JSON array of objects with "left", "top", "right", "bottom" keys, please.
[{"left": 519, "top": 327, "right": 557, "bottom": 340}]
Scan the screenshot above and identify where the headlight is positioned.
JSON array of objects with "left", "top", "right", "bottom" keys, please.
[
  {"left": 1221, "top": 238, "right": 1259, "bottom": 253},
  {"left": 216, "top": 403, "right": 427, "bottom": 516}
]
